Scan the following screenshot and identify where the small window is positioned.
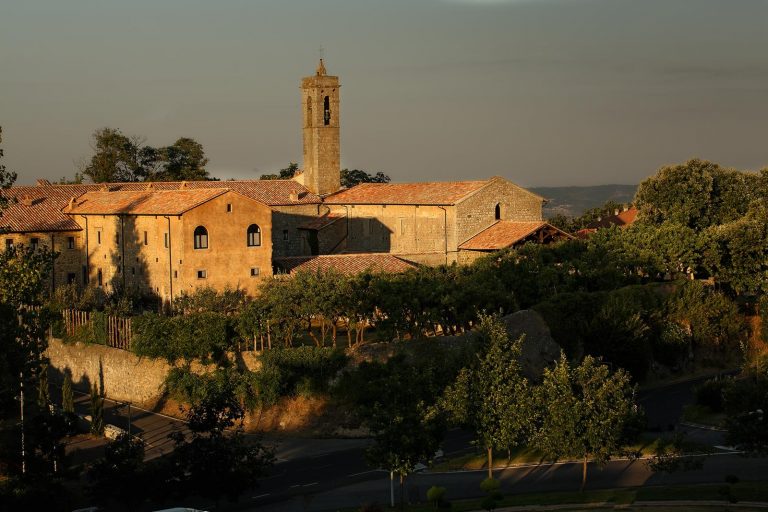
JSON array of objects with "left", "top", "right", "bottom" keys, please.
[
  {"left": 115, "top": 233, "right": 120, "bottom": 246},
  {"left": 250, "top": 267, "right": 260, "bottom": 277},
  {"left": 174, "top": 270, "right": 178, "bottom": 279},
  {"left": 247, "top": 224, "right": 262, "bottom": 247},
  {"left": 323, "top": 96, "right": 331, "bottom": 125},
  {"left": 495, "top": 203, "right": 501, "bottom": 220},
  {"left": 197, "top": 269, "right": 207, "bottom": 279},
  {"left": 67, "top": 236, "right": 75, "bottom": 249},
  {"left": 131, "top": 267, "right": 135, "bottom": 275},
  {"left": 143, "top": 231, "right": 148, "bottom": 245},
  {"left": 82, "top": 265, "right": 87, "bottom": 284},
  {"left": 5, "top": 239, "right": 13, "bottom": 250},
  {"left": 97, "top": 269, "right": 103, "bottom": 287},
  {"left": 96, "top": 231, "right": 102, "bottom": 244},
  {"left": 282, "top": 230, "right": 289, "bottom": 242},
  {"left": 30, "top": 238, "right": 39, "bottom": 250},
  {"left": 164, "top": 233, "right": 169, "bottom": 248},
  {"left": 67, "top": 273, "right": 76, "bottom": 284},
  {"left": 193, "top": 226, "right": 208, "bottom": 249},
  {"left": 226, "top": 203, "right": 232, "bottom": 213}
]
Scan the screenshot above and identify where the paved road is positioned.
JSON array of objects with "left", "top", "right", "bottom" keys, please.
[{"left": 249, "top": 453, "right": 768, "bottom": 512}]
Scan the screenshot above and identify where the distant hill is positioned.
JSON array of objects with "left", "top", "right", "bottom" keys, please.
[{"left": 530, "top": 184, "right": 637, "bottom": 219}]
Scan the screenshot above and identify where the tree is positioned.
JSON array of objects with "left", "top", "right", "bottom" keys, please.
[
  {"left": 341, "top": 168, "right": 391, "bottom": 188},
  {"left": 533, "top": 354, "right": 637, "bottom": 491},
  {"left": 439, "top": 315, "right": 533, "bottom": 480},
  {"left": 167, "top": 382, "right": 274, "bottom": 506},
  {"left": 89, "top": 382, "right": 104, "bottom": 435},
  {"left": 0, "top": 126, "right": 18, "bottom": 211},
  {"left": 89, "top": 433, "right": 149, "bottom": 510},
  {"left": 157, "top": 137, "right": 209, "bottom": 181},
  {"left": 83, "top": 128, "right": 145, "bottom": 182},
  {"left": 61, "top": 373, "right": 74, "bottom": 414},
  {"left": 37, "top": 363, "right": 50, "bottom": 409},
  {"left": 260, "top": 162, "right": 298, "bottom": 180}
]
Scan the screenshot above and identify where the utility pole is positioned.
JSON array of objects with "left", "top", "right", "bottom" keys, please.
[
  {"left": 390, "top": 469, "right": 394, "bottom": 508},
  {"left": 19, "top": 371, "right": 25, "bottom": 475}
]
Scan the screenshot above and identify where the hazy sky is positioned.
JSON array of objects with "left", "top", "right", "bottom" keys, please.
[{"left": 2, "top": 0, "right": 768, "bottom": 187}]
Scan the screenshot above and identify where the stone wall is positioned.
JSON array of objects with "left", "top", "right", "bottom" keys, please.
[
  {"left": 3, "top": 230, "right": 86, "bottom": 291},
  {"left": 46, "top": 338, "right": 262, "bottom": 406},
  {"left": 272, "top": 204, "right": 325, "bottom": 258},
  {"left": 456, "top": 178, "right": 543, "bottom": 245}
]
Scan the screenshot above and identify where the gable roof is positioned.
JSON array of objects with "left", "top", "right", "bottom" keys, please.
[
  {"left": 1, "top": 179, "right": 321, "bottom": 233},
  {"left": 459, "top": 221, "right": 573, "bottom": 251},
  {"left": 324, "top": 180, "right": 490, "bottom": 205},
  {"left": 65, "top": 188, "right": 230, "bottom": 216},
  {"left": 274, "top": 253, "right": 418, "bottom": 275},
  {"left": 586, "top": 207, "right": 638, "bottom": 229}
]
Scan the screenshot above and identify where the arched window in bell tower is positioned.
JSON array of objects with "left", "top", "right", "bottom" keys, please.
[
  {"left": 307, "top": 97, "right": 312, "bottom": 126},
  {"left": 495, "top": 203, "right": 502, "bottom": 220},
  {"left": 323, "top": 96, "right": 330, "bottom": 125}
]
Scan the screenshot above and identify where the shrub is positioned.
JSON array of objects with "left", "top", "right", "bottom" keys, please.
[
  {"left": 694, "top": 378, "right": 729, "bottom": 412},
  {"left": 427, "top": 485, "right": 447, "bottom": 508},
  {"left": 133, "top": 312, "right": 235, "bottom": 365},
  {"left": 479, "top": 477, "right": 500, "bottom": 494},
  {"left": 259, "top": 346, "right": 348, "bottom": 397},
  {"left": 653, "top": 322, "right": 690, "bottom": 367}
]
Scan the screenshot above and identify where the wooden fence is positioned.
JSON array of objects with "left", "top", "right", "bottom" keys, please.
[{"left": 61, "top": 308, "right": 133, "bottom": 351}]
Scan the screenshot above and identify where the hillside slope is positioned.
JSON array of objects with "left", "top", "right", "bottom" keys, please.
[{"left": 531, "top": 184, "right": 637, "bottom": 218}]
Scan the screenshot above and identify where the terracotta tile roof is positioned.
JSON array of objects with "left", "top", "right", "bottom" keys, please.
[
  {"left": 1, "top": 179, "right": 321, "bottom": 232},
  {"left": 66, "top": 189, "right": 229, "bottom": 215},
  {"left": 459, "top": 221, "right": 573, "bottom": 251},
  {"left": 586, "top": 207, "right": 638, "bottom": 229},
  {"left": 0, "top": 184, "right": 93, "bottom": 232},
  {"left": 274, "top": 253, "right": 418, "bottom": 275},
  {"left": 297, "top": 213, "right": 345, "bottom": 230},
  {"left": 324, "top": 180, "right": 490, "bottom": 205}
]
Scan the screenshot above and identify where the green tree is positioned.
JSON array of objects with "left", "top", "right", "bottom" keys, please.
[
  {"left": 340, "top": 168, "right": 391, "bottom": 188},
  {"left": 260, "top": 162, "right": 299, "bottom": 180},
  {"left": 439, "top": 316, "right": 533, "bottom": 480},
  {"left": 533, "top": 353, "right": 637, "bottom": 491},
  {"left": 83, "top": 128, "right": 147, "bottom": 182},
  {"left": 167, "top": 383, "right": 274, "bottom": 506},
  {"left": 89, "top": 382, "right": 104, "bottom": 435},
  {"left": 0, "top": 126, "right": 18, "bottom": 210},
  {"left": 89, "top": 433, "right": 149, "bottom": 510},
  {"left": 157, "top": 137, "right": 209, "bottom": 181},
  {"left": 61, "top": 373, "right": 74, "bottom": 414},
  {"left": 37, "top": 363, "right": 50, "bottom": 409}
]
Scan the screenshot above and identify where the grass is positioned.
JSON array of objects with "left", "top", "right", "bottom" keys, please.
[
  {"left": 682, "top": 404, "right": 727, "bottom": 428},
  {"left": 431, "top": 435, "right": 717, "bottom": 473},
  {"left": 342, "top": 481, "right": 768, "bottom": 512}
]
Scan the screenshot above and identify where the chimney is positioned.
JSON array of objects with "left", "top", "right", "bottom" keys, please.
[
  {"left": 21, "top": 195, "right": 34, "bottom": 207},
  {"left": 68, "top": 196, "right": 77, "bottom": 209},
  {"left": 146, "top": 182, "right": 154, "bottom": 190},
  {"left": 36, "top": 179, "right": 52, "bottom": 187},
  {"left": 100, "top": 184, "right": 110, "bottom": 192},
  {"left": 614, "top": 209, "right": 620, "bottom": 216},
  {"left": 180, "top": 181, "right": 187, "bottom": 189},
  {"left": 289, "top": 190, "right": 299, "bottom": 202}
]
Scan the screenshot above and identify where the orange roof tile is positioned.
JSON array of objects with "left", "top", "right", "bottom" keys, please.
[
  {"left": 1, "top": 179, "right": 321, "bottom": 233},
  {"left": 586, "top": 207, "right": 638, "bottom": 229},
  {"left": 66, "top": 189, "right": 229, "bottom": 215},
  {"left": 274, "top": 253, "right": 418, "bottom": 275},
  {"left": 459, "top": 221, "right": 573, "bottom": 251},
  {"left": 324, "top": 180, "right": 489, "bottom": 205}
]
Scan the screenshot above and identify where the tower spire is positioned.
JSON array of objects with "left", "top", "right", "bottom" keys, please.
[{"left": 316, "top": 58, "right": 327, "bottom": 77}]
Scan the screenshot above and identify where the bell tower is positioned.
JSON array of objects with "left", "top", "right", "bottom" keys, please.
[{"left": 301, "top": 59, "right": 341, "bottom": 196}]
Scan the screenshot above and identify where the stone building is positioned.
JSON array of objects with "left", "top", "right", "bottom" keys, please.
[{"left": 0, "top": 59, "right": 569, "bottom": 301}]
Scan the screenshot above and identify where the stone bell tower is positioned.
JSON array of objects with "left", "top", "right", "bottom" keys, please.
[{"left": 301, "top": 59, "right": 341, "bottom": 196}]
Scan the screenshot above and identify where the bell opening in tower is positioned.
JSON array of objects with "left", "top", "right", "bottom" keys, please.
[{"left": 324, "top": 96, "right": 330, "bottom": 125}]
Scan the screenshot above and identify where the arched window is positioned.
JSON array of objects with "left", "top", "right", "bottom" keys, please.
[
  {"left": 247, "top": 224, "right": 261, "bottom": 247},
  {"left": 495, "top": 203, "right": 501, "bottom": 220},
  {"left": 193, "top": 226, "right": 208, "bottom": 249},
  {"left": 323, "top": 96, "right": 330, "bottom": 125}
]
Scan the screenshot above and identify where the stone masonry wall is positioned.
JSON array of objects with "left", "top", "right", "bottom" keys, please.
[{"left": 456, "top": 178, "right": 543, "bottom": 245}]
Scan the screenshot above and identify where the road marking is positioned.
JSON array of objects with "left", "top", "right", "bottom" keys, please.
[
  {"left": 252, "top": 493, "right": 270, "bottom": 499},
  {"left": 303, "top": 482, "right": 319, "bottom": 486},
  {"left": 290, "top": 484, "right": 302, "bottom": 488},
  {"left": 348, "top": 469, "right": 386, "bottom": 477}
]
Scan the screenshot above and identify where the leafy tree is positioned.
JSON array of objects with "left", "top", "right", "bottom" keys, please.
[
  {"left": 341, "top": 168, "right": 391, "bottom": 188},
  {"left": 167, "top": 382, "right": 274, "bottom": 506},
  {"left": 159, "top": 137, "right": 209, "bottom": 181},
  {"left": 89, "top": 382, "right": 104, "bottom": 435},
  {"left": 532, "top": 354, "right": 637, "bottom": 491},
  {"left": 260, "top": 162, "right": 299, "bottom": 180},
  {"left": 89, "top": 433, "right": 150, "bottom": 510},
  {"left": 62, "top": 373, "right": 74, "bottom": 414},
  {"left": 0, "top": 126, "right": 18, "bottom": 211},
  {"left": 439, "top": 316, "right": 533, "bottom": 479},
  {"left": 0, "top": 245, "right": 55, "bottom": 306},
  {"left": 37, "top": 363, "right": 50, "bottom": 408}
]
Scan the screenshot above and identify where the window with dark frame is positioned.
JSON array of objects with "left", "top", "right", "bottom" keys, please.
[
  {"left": 282, "top": 229, "right": 289, "bottom": 242},
  {"left": 247, "top": 224, "right": 261, "bottom": 247},
  {"left": 164, "top": 233, "right": 169, "bottom": 248},
  {"left": 5, "top": 239, "right": 13, "bottom": 249},
  {"left": 143, "top": 231, "right": 148, "bottom": 245},
  {"left": 67, "top": 273, "right": 76, "bottom": 284},
  {"left": 250, "top": 267, "right": 260, "bottom": 277},
  {"left": 67, "top": 236, "right": 75, "bottom": 249},
  {"left": 97, "top": 269, "right": 103, "bottom": 286},
  {"left": 97, "top": 231, "right": 102, "bottom": 244},
  {"left": 30, "top": 238, "right": 39, "bottom": 250},
  {"left": 197, "top": 269, "right": 207, "bottom": 279},
  {"left": 226, "top": 203, "right": 232, "bottom": 213},
  {"left": 193, "top": 226, "right": 208, "bottom": 249}
]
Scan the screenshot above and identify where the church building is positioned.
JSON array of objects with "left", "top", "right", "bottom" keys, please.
[{"left": 0, "top": 60, "right": 570, "bottom": 302}]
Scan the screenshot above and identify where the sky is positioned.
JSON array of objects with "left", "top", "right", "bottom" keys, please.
[{"left": 2, "top": 0, "right": 768, "bottom": 187}]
